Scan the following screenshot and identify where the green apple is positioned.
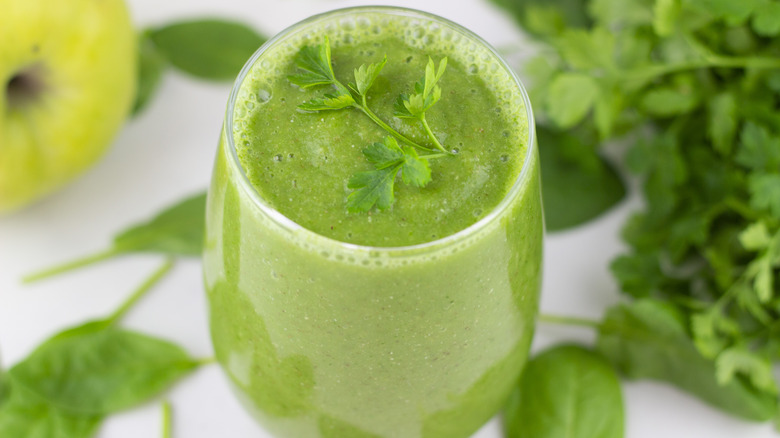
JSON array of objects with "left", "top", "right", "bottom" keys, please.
[{"left": 0, "top": 0, "right": 137, "bottom": 213}]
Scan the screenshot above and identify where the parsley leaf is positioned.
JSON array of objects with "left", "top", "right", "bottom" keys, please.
[
  {"left": 288, "top": 37, "right": 338, "bottom": 88},
  {"left": 347, "top": 169, "right": 398, "bottom": 213},
  {"left": 752, "top": 1, "right": 780, "bottom": 36},
  {"left": 707, "top": 92, "right": 738, "bottom": 155},
  {"left": 736, "top": 122, "right": 780, "bottom": 171},
  {"left": 363, "top": 136, "right": 405, "bottom": 169},
  {"left": 299, "top": 90, "right": 356, "bottom": 111},
  {"left": 400, "top": 146, "right": 432, "bottom": 187},
  {"left": 546, "top": 73, "right": 600, "bottom": 127},
  {"left": 351, "top": 56, "right": 387, "bottom": 96},
  {"left": 346, "top": 137, "right": 433, "bottom": 213},
  {"left": 740, "top": 221, "right": 772, "bottom": 251},
  {"left": 395, "top": 57, "right": 447, "bottom": 118},
  {"left": 749, "top": 173, "right": 780, "bottom": 218}
]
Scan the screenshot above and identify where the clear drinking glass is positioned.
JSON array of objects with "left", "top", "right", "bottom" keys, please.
[{"left": 203, "top": 6, "right": 542, "bottom": 438}]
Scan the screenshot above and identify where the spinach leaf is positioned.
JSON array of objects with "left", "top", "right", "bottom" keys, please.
[
  {"left": 132, "top": 31, "right": 169, "bottom": 116},
  {"left": 0, "top": 380, "right": 102, "bottom": 438},
  {"left": 13, "top": 261, "right": 196, "bottom": 416},
  {"left": 149, "top": 19, "right": 266, "bottom": 81},
  {"left": 24, "top": 192, "right": 206, "bottom": 282},
  {"left": 504, "top": 344, "right": 623, "bottom": 438},
  {"left": 112, "top": 192, "right": 206, "bottom": 256},
  {"left": 538, "top": 126, "right": 626, "bottom": 232},
  {"left": 596, "top": 299, "right": 778, "bottom": 421},
  {"left": 10, "top": 322, "right": 198, "bottom": 415}
]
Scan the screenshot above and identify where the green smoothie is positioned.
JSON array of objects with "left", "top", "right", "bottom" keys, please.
[{"left": 204, "top": 7, "right": 543, "bottom": 438}]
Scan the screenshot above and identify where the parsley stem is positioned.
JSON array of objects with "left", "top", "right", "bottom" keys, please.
[
  {"left": 162, "top": 401, "right": 172, "bottom": 438},
  {"left": 22, "top": 247, "right": 124, "bottom": 284},
  {"left": 107, "top": 259, "right": 174, "bottom": 326},
  {"left": 723, "top": 197, "right": 762, "bottom": 221},
  {"left": 421, "top": 153, "right": 449, "bottom": 160},
  {"left": 539, "top": 313, "right": 601, "bottom": 329},
  {"left": 420, "top": 114, "right": 449, "bottom": 153},
  {"left": 622, "top": 55, "right": 780, "bottom": 83},
  {"left": 357, "top": 99, "right": 434, "bottom": 152}
]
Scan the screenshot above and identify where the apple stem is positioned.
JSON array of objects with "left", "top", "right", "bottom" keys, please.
[{"left": 22, "top": 247, "right": 124, "bottom": 284}]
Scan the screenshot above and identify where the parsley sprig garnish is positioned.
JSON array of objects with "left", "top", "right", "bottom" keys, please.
[{"left": 288, "top": 37, "right": 452, "bottom": 212}]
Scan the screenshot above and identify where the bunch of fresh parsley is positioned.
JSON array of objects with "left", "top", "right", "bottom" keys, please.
[{"left": 492, "top": 0, "right": 780, "bottom": 428}]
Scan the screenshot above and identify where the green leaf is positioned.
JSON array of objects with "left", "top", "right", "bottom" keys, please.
[
  {"left": 707, "top": 92, "right": 738, "bottom": 155},
  {"left": 596, "top": 299, "right": 778, "bottom": 421},
  {"left": 593, "top": 87, "right": 624, "bottom": 139},
  {"left": 346, "top": 168, "right": 399, "bottom": 213},
  {"left": 362, "top": 137, "right": 404, "bottom": 169},
  {"left": 748, "top": 173, "right": 780, "bottom": 219},
  {"left": 289, "top": 38, "right": 337, "bottom": 88},
  {"left": 132, "top": 31, "right": 168, "bottom": 116},
  {"left": 610, "top": 252, "right": 664, "bottom": 298},
  {"left": 504, "top": 345, "right": 624, "bottom": 438},
  {"left": 735, "top": 282, "right": 773, "bottom": 324},
  {"left": 352, "top": 56, "right": 387, "bottom": 96},
  {"left": 421, "top": 57, "right": 447, "bottom": 101},
  {"left": 640, "top": 87, "right": 699, "bottom": 117},
  {"left": 740, "top": 222, "right": 772, "bottom": 251},
  {"left": 488, "top": 0, "right": 592, "bottom": 39},
  {"left": 555, "top": 27, "right": 616, "bottom": 70},
  {"left": 588, "top": 0, "right": 654, "bottom": 28},
  {"left": 753, "top": 257, "right": 775, "bottom": 302},
  {"left": 400, "top": 146, "right": 432, "bottom": 188},
  {"left": 149, "top": 19, "right": 265, "bottom": 81},
  {"left": 716, "top": 346, "right": 778, "bottom": 394},
  {"left": 752, "top": 1, "right": 780, "bottom": 36},
  {"left": 736, "top": 122, "right": 780, "bottom": 171},
  {"left": 10, "top": 322, "right": 198, "bottom": 415},
  {"left": 393, "top": 94, "right": 415, "bottom": 119},
  {"left": 395, "top": 57, "right": 447, "bottom": 118},
  {"left": 546, "top": 73, "right": 601, "bottom": 128},
  {"left": 0, "top": 381, "right": 102, "bottom": 438},
  {"left": 113, "top": 192, "right": 206, "bottom": 256},
  {"left": 350, "top": 137, "right": 432, "bottom": 211},
  {"left": 653, "top": 0, "right": 681, "bottom": 37},
  {"left": 298, "top": 91, "right": 356, "bottom": 112},
  {"left": 667, "top": 211, "right": 712, "bottom": 261},
  {"left": 537, "top": 126, "right": 626, "bottom": 231},
  {"left": 691, "top": 311, "right": 728, "bottom": 358}
]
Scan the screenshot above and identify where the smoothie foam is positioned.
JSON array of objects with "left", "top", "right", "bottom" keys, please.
[{"left": 230, "top": 11, "right": 530, "bottom": 248}]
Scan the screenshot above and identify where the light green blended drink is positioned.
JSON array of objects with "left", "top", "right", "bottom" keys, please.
[{"left": 203, "top": 7, "right": 542, "bottom": 438}]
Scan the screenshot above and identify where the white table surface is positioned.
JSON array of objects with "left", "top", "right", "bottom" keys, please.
[{"left": 0, "top": 0, "right": 775, "bottom": 437}]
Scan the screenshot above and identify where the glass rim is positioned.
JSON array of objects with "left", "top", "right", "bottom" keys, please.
[{"left": 224, "top": 5, "right": 537, "bottom": 255}]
